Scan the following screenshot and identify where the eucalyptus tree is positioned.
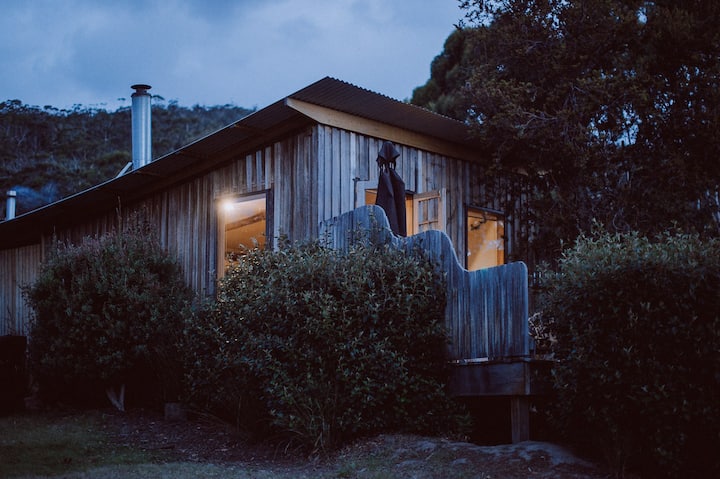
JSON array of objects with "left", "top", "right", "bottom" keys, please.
[
  {"left": 415, "top": 1, "right": 720, "bottom": 260},
  {"left": 0, "top": 100, "right": 253, "bottom": 215}
]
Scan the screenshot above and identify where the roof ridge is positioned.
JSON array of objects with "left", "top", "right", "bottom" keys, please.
[{"left": 288, "top": 76, "right": 466, "bottom": 125}]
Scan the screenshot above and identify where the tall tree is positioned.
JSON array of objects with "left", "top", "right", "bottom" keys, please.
[
  {"left": 411, "top": 28, "right": 474, "bottom": 120},
  {"left": 416, "top": 1, "right": 720, "bottom": 261}
]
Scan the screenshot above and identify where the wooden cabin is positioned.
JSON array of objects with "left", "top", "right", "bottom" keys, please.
[
  {"left": 0, "top": 77, "right": 544, "bottom": 440},
  {"left": 0, "top": 77, "right": 532, "bottom": 332}
]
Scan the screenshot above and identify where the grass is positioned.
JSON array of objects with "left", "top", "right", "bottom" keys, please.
[
  {"left": 0, "top": 412, "right": 340, "bottom": 479},
  {"left": 0, "top": 411, "right": 607, "bottom": 479},
  {"left": 0, "top": 412, "right": 156, "bottom": 478},
  {"left": 0, "top": 413, "right": 486, "bottom": 479}
]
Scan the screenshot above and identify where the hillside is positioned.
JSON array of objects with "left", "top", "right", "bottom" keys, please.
[{"left": 0, "top": 100, "right": 254, "bottom": 216}]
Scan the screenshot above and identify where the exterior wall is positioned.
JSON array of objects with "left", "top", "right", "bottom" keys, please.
[
  {"left": 314, "top": 124, "right": 531, "bottom": 266},
  {"left": 0, "top": 244, "right": 42, "bottom": 335},
  {"left": 0, "top": 122, "right": 530, "bottom": 336},
  {"left": 42, "top": 127, "right": 315, "bottom": 298},
  {"left": 273, "top": 127, "right": 318, "bottom": 242}
]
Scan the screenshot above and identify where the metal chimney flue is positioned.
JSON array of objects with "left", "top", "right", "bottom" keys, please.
[
  {"left": 5, "top": 190, "right": 16, "bottom": 221},
  {"left": 131, "top": 84, "right": 152, "bottom": 169}
]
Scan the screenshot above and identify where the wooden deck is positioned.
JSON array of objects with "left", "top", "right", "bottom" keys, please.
[
  {"left": 320, "top": 205, "right": 550, "bottom": 442},
  {"left": 449, "top": 358, "right": 553, "bottom": 443}
]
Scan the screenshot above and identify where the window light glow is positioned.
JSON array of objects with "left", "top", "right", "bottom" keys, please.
[{"left": 221, "top": 199, "right": 236, "bottom": 213}]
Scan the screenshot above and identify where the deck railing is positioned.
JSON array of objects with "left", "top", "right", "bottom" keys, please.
[{"left": 319, "top": 205, "right": 529, "bottom": 362}]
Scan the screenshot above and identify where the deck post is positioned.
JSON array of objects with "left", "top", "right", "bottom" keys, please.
[{"left": 510, "top": 396, "right": 530, "bottom": 443}]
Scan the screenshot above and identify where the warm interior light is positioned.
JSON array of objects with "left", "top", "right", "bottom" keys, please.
[
  {"left": 220, "top": 195, "right": 267, "bottom": 272},
  {"left": 222, "top": 199, "right": 236, "bottom": 213}
]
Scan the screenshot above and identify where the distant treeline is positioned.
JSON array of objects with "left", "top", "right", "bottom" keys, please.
[{"left": 0, "top": 99, "right": 254, "bottom": 215}]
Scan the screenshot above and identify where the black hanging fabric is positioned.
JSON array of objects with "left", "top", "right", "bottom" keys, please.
[{"left": 375, "top": 141, "right": 407, "bottom": 237}]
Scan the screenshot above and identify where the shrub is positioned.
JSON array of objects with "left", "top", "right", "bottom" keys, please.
[
  {"left": 25, "top": 215, "right": 193, "bottom": 410},
  {"left": 185, "top": 240, "right": 465, "bottom": 452},
  {"left": 538, "top": 230, "right": 720, "bottom": 478}
]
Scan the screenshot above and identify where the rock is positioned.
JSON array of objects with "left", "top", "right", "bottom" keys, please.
[
  {"left": 414, "top": 440, "right": 438, "bottom": 455},
  {"left": 396, "top": 459, "right": 423, "bottom": 469}
]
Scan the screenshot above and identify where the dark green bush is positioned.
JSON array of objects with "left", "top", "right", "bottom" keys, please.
[
  {"left": 26, "top": 216, "right": 193, "bottom": 409},
  {"left": 185, "top": 240, "right": 465, "bottom": 452},
  {"left": 539, "top": 230, "right": 720, "bottom": 478}
]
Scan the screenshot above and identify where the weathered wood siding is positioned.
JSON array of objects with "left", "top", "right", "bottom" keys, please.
[
  {"left": 0, "top": 128, "right": 316, "bottom": 333},
  {"left": 320, "top": 205, "right": 530, "bottom": 360},
  {"left": 1, "top": 123, "right": 530, "bottom": 337},
  {"left": 43, "top": 132, "right": 312, "bottom": 297},
  {"left": 314, "top": 125, "right": 531, "bottom": 266},
  {"left": 0, "top": 244, "right": 42, "bottom": 336}
]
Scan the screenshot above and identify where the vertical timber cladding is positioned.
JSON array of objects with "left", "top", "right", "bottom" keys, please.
[
  {"left": 314, "top": 124, "right": 529, "bottom": 266},
  {"left": 6, "top": 125, "right": 529, "bottom": 329},
  {"left": 271, "top": 126, "right": 318, "bottom": 243},
  {"left": 2, "top": 124, "right": 330, "bottom": 331},
  {"left": 121, "top": 142, "right": 278, "bottom": 297},
  {"left": 460, "top": 162, "right": 529, "bottom": 265},
  {"left": 0, "top": 244, "right": 42, "bottom": 336},
  {"left": 316, "top": 125, "right": 360, "bottom": 224},
  {"left": 32, "top": 138, "right": 281, "bottom": 300}
]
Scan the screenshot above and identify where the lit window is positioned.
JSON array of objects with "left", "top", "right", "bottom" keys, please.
[
  {"left": 466, "top": 208, "right": 504, "bottom": 270},
  {"left": 218, "top": 194, "right": 266, "bottom": 274}
]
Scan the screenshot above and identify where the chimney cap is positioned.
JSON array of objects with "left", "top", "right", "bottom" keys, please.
[{"left": 131, "top": 84, "right": 152, "bottom": 93}]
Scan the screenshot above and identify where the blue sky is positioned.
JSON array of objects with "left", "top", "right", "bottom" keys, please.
[{"left": 0, "top": 0, "right": 463, "bottom": 111}]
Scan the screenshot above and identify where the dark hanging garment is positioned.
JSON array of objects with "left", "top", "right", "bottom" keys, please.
[
  {"left": 375, "top": 141, "right": 407, "bottom": 237},
  {"left": 388, "top": 167, "right": 406, "bottom": 236},
  {"left": 376, "top": 168, "right": 400, "bottom": 234}
]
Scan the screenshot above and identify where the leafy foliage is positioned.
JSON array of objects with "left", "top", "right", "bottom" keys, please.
[
  {"left": 411, "top": 28, "right": 474, "bottom": 120},
  {"left": 25, "top": 214, "right": 194, "bottom": 408},
  {"left": 0, "top": 99, "right": 253, "bottom": 215},
  {"left": 185, "top": 240, "right": 465, "bottom": 452},
  {"left": 415, "top": 1, "right": 720, "bottom": 263},
  {"left": 538, "top": 230, "right": 720, "bottom": 477}
]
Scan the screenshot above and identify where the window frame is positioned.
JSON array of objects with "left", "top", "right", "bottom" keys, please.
[
  {"left": 216, "top": 190, "right": 271, "bottom": 278},
  {"left": 412, "top": 189, "right": 446, "bottom": 234},
  {"left": 465, "top": 205, "right": 506, "bottom": 271},
  {"left": 363, "top": 188, "right": 446, "bottom": 236}
]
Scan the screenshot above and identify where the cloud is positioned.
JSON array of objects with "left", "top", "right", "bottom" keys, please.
[{"left": 0, "top": 0, "right": 462, "bottom": 109}]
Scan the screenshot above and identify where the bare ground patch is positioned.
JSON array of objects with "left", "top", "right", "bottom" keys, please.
[{"left": 90, "top": 408, "right": 617, "bottom": 478}]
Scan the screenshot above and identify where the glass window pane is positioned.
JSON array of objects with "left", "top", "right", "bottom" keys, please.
[
  {"left": 466, "top": 208, "right": 504, "bottom": 270},
  {"left": 220, "top": 195, "right": 266, "bottom": 273}
]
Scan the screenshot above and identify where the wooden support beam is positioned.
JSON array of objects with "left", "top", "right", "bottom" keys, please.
[
  {"left": 510, "top": 396, "right": 530, "bottom": 443},
  {"left": 448, "top": 359, "right": 554, "bottom": 397},
  {"left": 448, "top": 359, "right": 554, "bottom": 444}
]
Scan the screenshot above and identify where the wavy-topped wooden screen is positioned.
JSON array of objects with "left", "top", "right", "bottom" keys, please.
[{"left": 319, "top": 205, "right": 529, "bottom": 361}]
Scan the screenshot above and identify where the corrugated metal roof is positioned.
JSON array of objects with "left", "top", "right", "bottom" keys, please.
[
  {"left": 291, "top": 77, "right": 476, "bottom": 144},
  {"left": 0, "top": 77, "right": 477, "bottom": 249}
]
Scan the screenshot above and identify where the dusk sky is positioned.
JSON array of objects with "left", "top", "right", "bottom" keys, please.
[{"left": 0, "top": 0, "right": 464, "bottom": 111}]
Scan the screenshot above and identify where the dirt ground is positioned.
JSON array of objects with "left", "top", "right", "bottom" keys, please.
[{"left": 98, "top": 408, "right": 618, "bottom": 478}]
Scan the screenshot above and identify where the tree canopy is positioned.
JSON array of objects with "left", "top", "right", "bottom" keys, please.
[
  {"left": 413, "top": 0, "right": 720, "bottom": 261},
  {"left": 0, "top": 100, "right": 253, "bottom": 215}
]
